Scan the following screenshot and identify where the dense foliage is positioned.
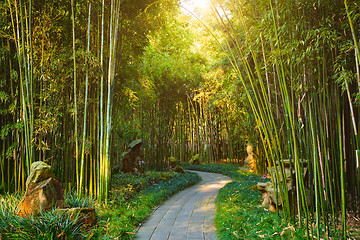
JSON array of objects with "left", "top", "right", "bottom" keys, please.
[
  {"left": 200, "top": 0, "right": 360, "bottom": 238},
  {"left": 1, "top": 0, "right": 360, "bottom": 238},
  {"left": 0, "top": 0, "right": 250, "bottom": 199}
]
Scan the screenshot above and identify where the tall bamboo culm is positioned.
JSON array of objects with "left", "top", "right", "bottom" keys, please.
[
  {"left": 7, "top": 0, "right": 34, "bottom": 191},
  {"left": 207, "top": 0, "right": 359, "bottom": 238}
]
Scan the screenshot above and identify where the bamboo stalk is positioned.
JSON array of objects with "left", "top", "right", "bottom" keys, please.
[
  {"left": 71, "top": 0, "right": 80, "bottom": 194},
  {"left": 98, "top": 0, "right": 105, "bottom": 201},
  {"left": 79, "top": 2, "right": 92, "bottom": 197}
]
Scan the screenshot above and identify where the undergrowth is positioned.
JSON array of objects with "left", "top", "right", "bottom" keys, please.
[
  {"left": 96, "top": 171, "right": 201, "bottom": 239},
  {"left": 0, "top": 171, "right": 200, "bottom": 239},
  {"left": 0, "top": 193, "right": 85, "bottom": 239},
  {"left": 183, "top": 163, "right": 306, "bottom": 239}
]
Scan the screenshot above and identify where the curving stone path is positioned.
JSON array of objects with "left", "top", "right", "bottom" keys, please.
[{"left": 135, "top": 170, "right": 231, "bottom": 240}]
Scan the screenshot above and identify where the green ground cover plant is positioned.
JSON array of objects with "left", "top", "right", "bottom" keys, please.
[
  {"left": 0, "top": 194, "right": 85, "bottom": 239},
  {"left": 95, "top": 171, "right": 201, "bottom": 239},
  {"left": 0, "top": 171, "right": 200, "bottom": 239},
  {"left": 183, "top": 164, "right": 309, "bottom": 239}
]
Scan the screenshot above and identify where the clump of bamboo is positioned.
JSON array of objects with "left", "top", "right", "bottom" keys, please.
[
  {"left": 8, "top": 0, "right": 34, "bottom": 191},
  {"left": 205, "top": 0, "right": 358, "bottom": 238}
]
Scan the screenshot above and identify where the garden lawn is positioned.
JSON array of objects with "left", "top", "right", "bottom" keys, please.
[{"left": 183, "top": 163, "right": 306, "bottom": 240}]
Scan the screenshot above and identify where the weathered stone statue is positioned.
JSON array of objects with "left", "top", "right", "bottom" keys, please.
[
  {"left": 112, "top": 139, "right": 145, "bottom": 174},
  {"left": 17, "top": 161, "right": 64, "bottom": 217}
]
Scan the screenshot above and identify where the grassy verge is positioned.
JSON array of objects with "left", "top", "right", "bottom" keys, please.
[
  {"left": 0, "top": 193, "right": 91, "bottom": 239},
  {"left": 183, "top": 163, "right": 305, "bottom": 239},
  {"left": 96, "top": 171, "right": 201, "bottom": 239},
  {"left": 0, "top": 171, "right": 200, "bottom": 239}
]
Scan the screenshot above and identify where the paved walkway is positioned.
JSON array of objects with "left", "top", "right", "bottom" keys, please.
[{"left": 135, "top": 171, "right": 231, "bottom": 240}]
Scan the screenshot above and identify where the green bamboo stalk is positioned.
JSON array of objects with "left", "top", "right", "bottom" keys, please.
[
  {"left": 71, "top": 0, "right": 80, "bottom": 194},
  {"left": 79, "top": 2, "right": 92, "bottom": 197},
  {"left": 19, "top": 0, "right": 32, "bottom": 170},
  {"left": 102, "top": 0, "right": 121, "bottom": 202},
  {"left": 338, "top": 105, "right": 346, "bottom": 239},
  {"left": 98, "top": 0, "right": 105, "bottom": 201},
  {"left": 1, "top": 141, "right": 5, "bottom": 189},
  {"left": 9, "top": 0, "right": 30, "bottom": 179},
  {"left": 103, "top": 0, "right": 115, "bottom": 203},
  {"left": 24, "top": 0, "right": 34, "bottom": 165},
  {"left": 344, "top": 0, "right": 360, "bottom": 67}
]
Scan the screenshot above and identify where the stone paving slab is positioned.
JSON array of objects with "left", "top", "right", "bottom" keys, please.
[{"left": 135, "top": 170, "right": 231, "bottom": 240}]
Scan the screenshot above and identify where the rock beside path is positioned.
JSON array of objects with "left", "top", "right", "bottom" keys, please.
[
  {"left": 189, "top": 154, "right": 201, "bottom": 165},
  {"left": 256, "top": 159, "right": 309, "bottom": 212},
  {"left": 17, "top": 161, "right": 64, "bottom": 217},
  {"left": 167, "top": 156, "right": 186, "bottom": 173},
  {"left": 113, "top": 139, "right": 145, "bottom": 174}
]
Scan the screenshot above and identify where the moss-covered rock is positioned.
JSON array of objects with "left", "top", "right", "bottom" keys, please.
[
  {"left": 128, "top": 139, "right": 143, "bottom": 149},
  {"left": 189, "top": 154, "right": 201, "bottom": 165},
  {"left": 174, "top": 165, "right": 186, "bottom": 174},
  {"left": 55, "top": 207, "right": 97, "bottom": 226},
  {"left": 18, "top": 161, "right": 64, "bottom": 217},
  {"left": 169, "top": 156, "right": 178, "bottom": 168},
  {"left": 25, "top": 161, "right": 54, "bottom": 188}
]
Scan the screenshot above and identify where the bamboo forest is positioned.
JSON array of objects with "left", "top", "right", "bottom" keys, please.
[{"left": 1, "top": 0, "right": 360, "bottom": 239}]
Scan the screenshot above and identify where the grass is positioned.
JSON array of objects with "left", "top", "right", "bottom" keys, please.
[
  {"left": 183, "top": 163, "right": 306, "bottom": 239},
  {"left": 95, "top": 170, "right": 201, "bottom": 239},
  {"left": 65, "top": 190, "right": 96, "bottom": 208},
  {"left": 0, "top": 193, "right": 84, "bottom": 239},
  {"left": 0, "top": 171, "right": 200, "bottom": 239}
]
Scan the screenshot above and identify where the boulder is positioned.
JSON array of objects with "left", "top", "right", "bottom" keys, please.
[
  {"left": 26, "top": 161, "right": 55, "bottom": 188},
  {"left": 189, "top": 154, "right": 201, "bottom": 165},
  {"left": 55, "top": 207, "right": 97, "bottom": 226},
  {"left": 256, "top": 159, "right": 309, "bottom": 212},
  {"left": 174, "top": 165, "right": 186, "bottom": 174},
  {"left": 17, "top": 177, "right": 64, "bottom": 217},
  {"left": 167, "top": 157, "right": 186, "bottom": 174},
  {"left": 257, "top": 182, "right": 272, "bottom": 192},
  {"left": 112, "top": 139, "right": 144, "bottom": 174},
  {"left": 128, "top": 139, "right": 142, "bottom": 149},
  {"left": 169, "top": 156, "right": 178, "bottom": 168}
]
